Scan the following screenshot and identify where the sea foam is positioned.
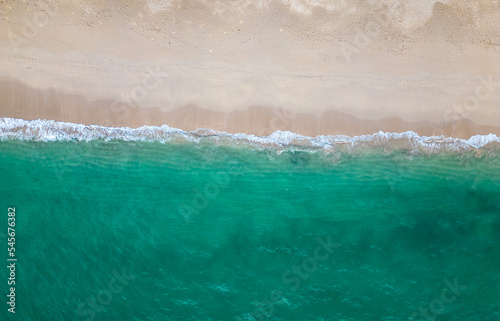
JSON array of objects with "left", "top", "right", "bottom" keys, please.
[{"left": 1, "top": 117, "right": 499, "bottom": 153}]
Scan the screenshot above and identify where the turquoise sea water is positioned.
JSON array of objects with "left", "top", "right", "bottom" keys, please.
[{"left": 1, "top": 131, "right": 500, "bottom": 320}]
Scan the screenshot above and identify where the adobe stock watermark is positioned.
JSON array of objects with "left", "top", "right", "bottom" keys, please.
[
  {"left": 235, "top": 235, "right": 340, "bottom": 321},
  {"left": 444, "top": 75, "right": 500, "bottom": 121},
  {"left": 337, "top": 1, "right": 401, "bottom": 63},
  {"left": 408, "top": 277, "right": 467, "bottom": 321},
  {"left": 76, "top": 267, "right": 135, "bottom": 321},
  {"left": 177, "top": 151, "right": 241, "bottom": 224},
  {"left": 177, "top": 106, "right": 296, "bottom": 224},
  {"left": 8, "top": 0, "right": 59, "bottom": 53},
  {"left": 103, "top": 66, "right": 167, "bottom": 127},
  {"left": 433, "top": 74, "right": 500, "bottom": 136},
  {"left": 254, "top": 107, "right": 297, "bottom": 137},
  {"left": 32, "top": 137, "right": 84, "bottom": 185}
]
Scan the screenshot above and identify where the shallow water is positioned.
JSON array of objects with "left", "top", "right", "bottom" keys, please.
[{"left": 0, "top": 131, "right": 499, "bottom": 320}]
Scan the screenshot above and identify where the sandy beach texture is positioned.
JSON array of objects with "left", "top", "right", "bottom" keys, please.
[{"left": 0, "top": 0, "right": 499, "bottom": 138}]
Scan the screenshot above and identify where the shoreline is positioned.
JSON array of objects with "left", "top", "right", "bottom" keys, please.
[
  {"left": 1, "top": 79, "right": 499, "bottom": 140},
  {"left": 1, "top": 117, "right": 499, "bottom": 154}
]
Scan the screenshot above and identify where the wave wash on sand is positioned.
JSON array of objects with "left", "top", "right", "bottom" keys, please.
[{"left": 1, "top": 118, "right": 499, "bottom": 154}]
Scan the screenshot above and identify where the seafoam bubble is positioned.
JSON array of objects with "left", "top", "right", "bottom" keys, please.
[{"left": 0, "top": 118, "right": 499, "bottom": 154}]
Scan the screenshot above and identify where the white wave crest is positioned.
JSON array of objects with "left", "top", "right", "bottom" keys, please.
[{"left": 1, "top": 118, "right": 499, "bottom": 153}]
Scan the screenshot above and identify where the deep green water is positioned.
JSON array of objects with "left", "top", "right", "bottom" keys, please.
[{"left": 1, "top": 140, "right": 499, "bottom": 321}]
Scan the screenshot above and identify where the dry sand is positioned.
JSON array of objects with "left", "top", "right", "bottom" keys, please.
[{"left": 0, "top": 0, "right": 499, "bottom": 138}]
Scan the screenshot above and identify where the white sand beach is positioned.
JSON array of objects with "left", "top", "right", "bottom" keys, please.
[{"left": 0, "top": 0, "right": 499, "bottom": 138}]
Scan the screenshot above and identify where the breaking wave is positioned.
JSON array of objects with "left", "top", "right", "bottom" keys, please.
[{"left": 1, "top": 117, "right": 499, "bottom": 153}]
